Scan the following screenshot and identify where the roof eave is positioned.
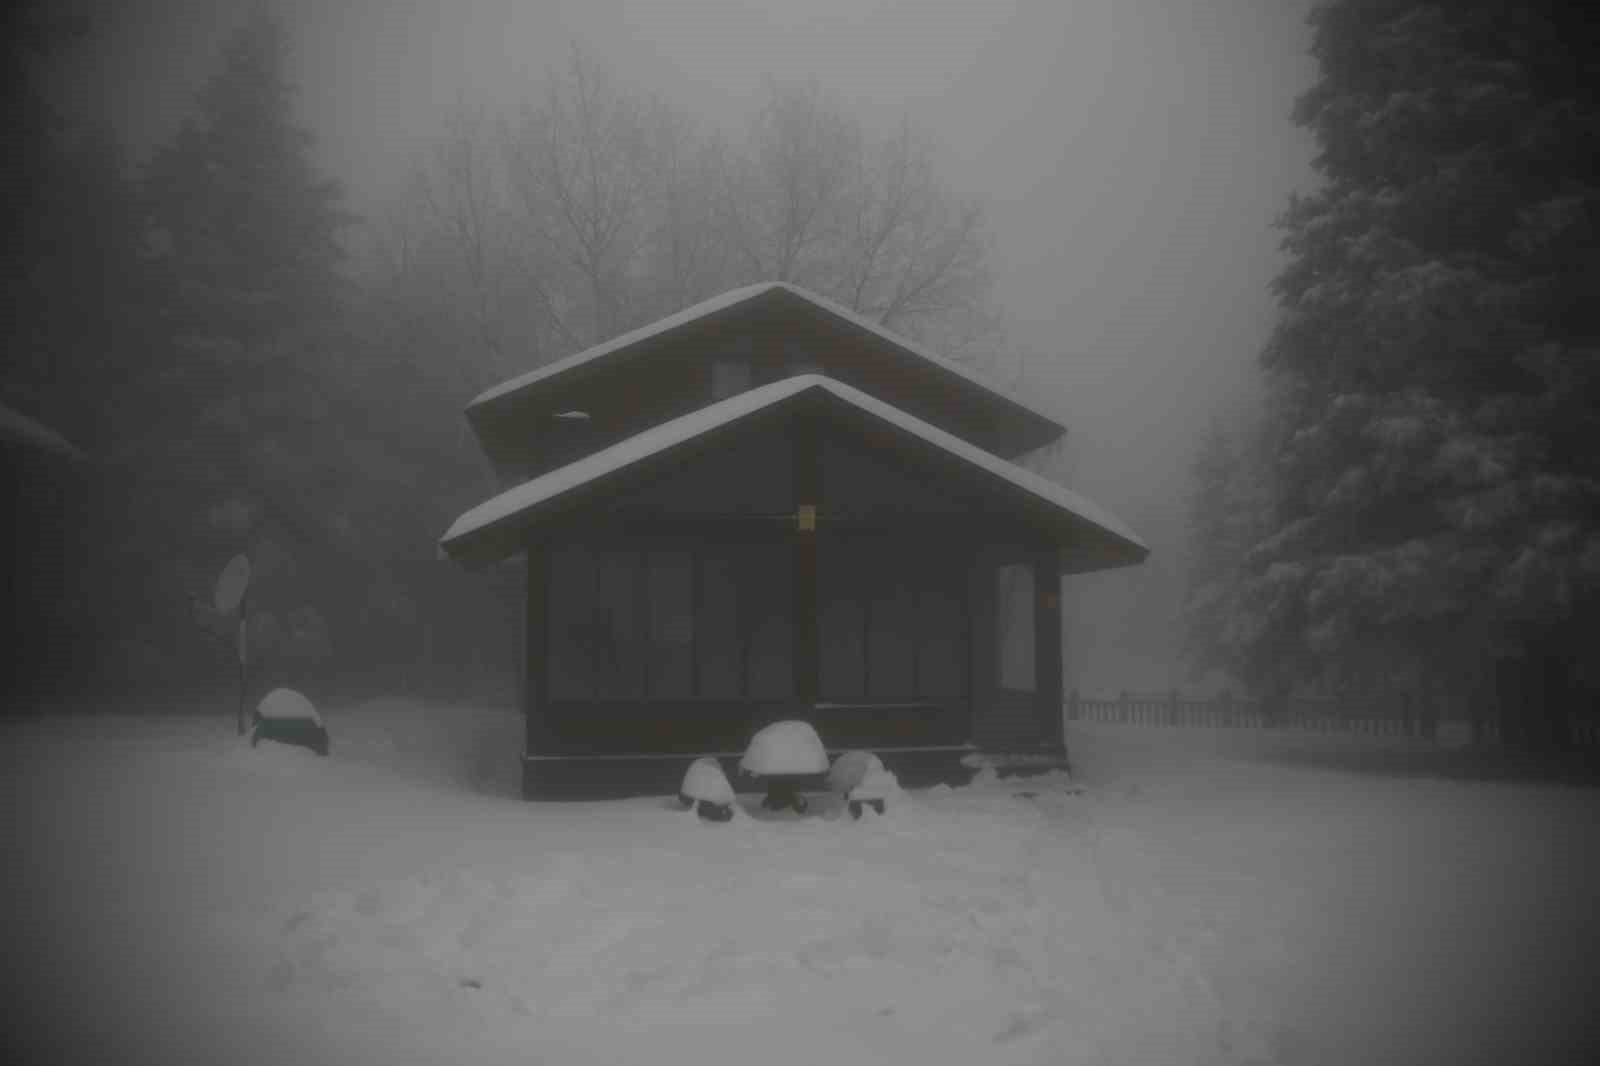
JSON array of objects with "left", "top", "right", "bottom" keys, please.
[
  {"left": 464, "top": 283, "right": 1066, "bottom": 459},
  {"left": 441, "top": 376, "right": 1142, "bottom": 572}
]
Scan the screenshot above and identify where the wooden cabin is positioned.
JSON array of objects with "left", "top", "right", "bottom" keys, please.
[{"left": 440, "top": 283, "right": 1147, "bottom": 797}]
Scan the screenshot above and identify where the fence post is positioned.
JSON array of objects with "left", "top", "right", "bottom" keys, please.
[
  {"left": 1068, "top": 688, "right": 1080, "bottom": 722},
  {"left": 1119, "top": 690, "right": 1130, "bottom": 723},
  {"left": 1218, "top": 688, "right": 1232, "bottom": 727},
  {"left": 1168, "top": 688, "right": 1180, "bottom": 726}
]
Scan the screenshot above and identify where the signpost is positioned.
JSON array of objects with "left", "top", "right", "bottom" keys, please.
[{"left": 214, "top": 554, "right": 252, "bottom": 735}]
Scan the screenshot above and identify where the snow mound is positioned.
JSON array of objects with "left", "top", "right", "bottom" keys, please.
[
  {"left": 257, "top": 688, "right": 321, "bottom": 724},
  {"left": 740, "top": 720, "right": 827, "bottom": 776},
  {"left": 679, "top": 757, "right": 734, "bottom": 806},
  {"left": 825, "top": 750, "right": 881, "bottom": 793}
]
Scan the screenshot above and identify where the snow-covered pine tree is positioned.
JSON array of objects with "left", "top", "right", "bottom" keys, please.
[
  {"left": 134, "top": 9, "right": 392, "bottom": 688},
  {"left": 1181, "top": 420, "right": 1247, "bottom": 684},
  {"left": 1246, "top": 0, "right": 1600, "bottom": 746}
]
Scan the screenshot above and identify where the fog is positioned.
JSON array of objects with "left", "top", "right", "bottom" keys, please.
[{"left": 51, "top": 0, "right": 1318, "bottom": 693}]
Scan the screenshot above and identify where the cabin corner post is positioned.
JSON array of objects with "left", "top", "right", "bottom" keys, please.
[
  {"left": 1034, "top": 545, "right": 1065, "bottom": 753},
  {"left": 792, "top": 410, "right": 821, "bottom": 707},
  {"left": 968, "top": 545, "right": 998, "bottom": 748}
]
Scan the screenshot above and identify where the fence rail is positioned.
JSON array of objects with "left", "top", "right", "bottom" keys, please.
[{"left": 1067, "top": 690, "right": 1600, "bottom": 748}]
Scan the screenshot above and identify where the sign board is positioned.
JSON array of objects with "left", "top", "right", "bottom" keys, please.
[{"left": 214, "top": 554, "right": 251, "bottom": 614}]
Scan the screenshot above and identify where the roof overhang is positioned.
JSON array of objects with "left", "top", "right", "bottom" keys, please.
[
  {"left": 466, "top": 283, "right": 1066, "bottom": 464},
  {"left": 441, "top": 376, "right": 1145, "bottom": 573}
]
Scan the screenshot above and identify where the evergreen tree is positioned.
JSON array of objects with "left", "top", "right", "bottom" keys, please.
[
  {"left": 130, "top": 8, "right": 396, "bottom": 696},
  {"left": 1244, "top": 0, "right": 1600, "bottom": 743},
  {"left": 144, "top": 8, "right": 351, "bottom": 336}
]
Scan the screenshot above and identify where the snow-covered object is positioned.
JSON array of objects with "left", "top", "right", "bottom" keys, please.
[
  {"left": 740, "top": 720, "right": 828, "bottom": 777},
  {"left": 848, "top": 764, "right": 900, "bottom": 803},
  {"left": 253, "top": 687, "right": 329, "bottom": 757},
  {"left": 826, "top": 750, "right": 884, "bottom": 794},
  {"left": 256, "top": 687, "right": 321, "bottom": 725},
  {"left": 679, "top": 757, "right": 734, "bottom": 806}
]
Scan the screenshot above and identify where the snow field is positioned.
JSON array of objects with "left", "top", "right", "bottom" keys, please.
[{"left": 6, "top": 703, "right": 1598, "bottom": 1065}]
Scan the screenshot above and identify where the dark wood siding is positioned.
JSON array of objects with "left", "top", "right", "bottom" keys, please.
[{"left": 610, "top": 419, "right": 793, "bottom": 516}]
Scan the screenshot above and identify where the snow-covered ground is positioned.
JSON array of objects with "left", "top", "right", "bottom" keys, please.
[{"left": 6, "top": 699, "right": 1598, "bottom": 1065}]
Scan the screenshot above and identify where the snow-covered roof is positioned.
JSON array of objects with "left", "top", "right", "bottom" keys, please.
[
  {"left": 466, "top": 282, "right": 1065, "bottom": 453},
  {"left": 441, "top": 375, "right": 1145, "bottom": 569}
]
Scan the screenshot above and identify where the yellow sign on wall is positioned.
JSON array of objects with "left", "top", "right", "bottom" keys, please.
[{"left": 797, "top": 504, "right": 816, "bottom": 532}]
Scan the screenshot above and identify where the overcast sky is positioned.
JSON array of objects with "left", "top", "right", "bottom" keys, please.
[{"left": 55, "top": 0, "right": 1320, "bottom": 687}]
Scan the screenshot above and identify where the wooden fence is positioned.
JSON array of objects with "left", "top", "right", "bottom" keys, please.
[{"left": 1067, "top": 689, "right": 1600, "bottom": 747}]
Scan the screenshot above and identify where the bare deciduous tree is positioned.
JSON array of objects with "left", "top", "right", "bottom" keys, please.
[{"left": 363, "top": 53, "right": 1007, "bottom": 374}]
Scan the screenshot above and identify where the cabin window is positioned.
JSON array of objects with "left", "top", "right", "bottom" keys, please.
[
  {"left": 995, "top": 562, "right": 1036, "bottom": 692},
  {"left": 819, "top": 539, "right": 965, "bottom": 705},
  {"left": 742, "top": 542, "right": 793, "bottom": 698},
  {"left": 784, "top": 341, "right": 821, "bottom": 377},
  {"left": 547, "top": 540, "right": 792, "bottom": 701},
  {"left": 645, "top": 550, "right": 694, "bottom": 697},
  {"left": 711, "top": 360, "right": 751, "bottom": 400}
]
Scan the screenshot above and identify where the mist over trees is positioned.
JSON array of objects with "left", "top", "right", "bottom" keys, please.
[
  {"left": 3, "top": 14, "right": 1005, "bottom": 710},
  {"left": 1182, "top": 0, "right": 1599, "bottom": 744},
  {"left": 365, "top": 51, "right": 1003, "bottom": 396}
]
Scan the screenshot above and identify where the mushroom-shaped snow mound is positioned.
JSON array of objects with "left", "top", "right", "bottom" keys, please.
[
  {"left": 256, "top": 687, "right": 321, "bottom": 724},
  {"left": 826, "top": 750, "right": 883, "bottom": 794},
  {"left": 252, "top": 688, "right": 329, "bottom": 756},
  {"left": 740, "top": 720, "right": 828, "bottom": 776},
  {"left": 680, "top": 757, "right": 734, "bottom": 806}
]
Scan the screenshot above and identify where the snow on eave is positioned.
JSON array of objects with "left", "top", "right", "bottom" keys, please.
[
  {"left": 0, "top": 401, "right": 86, "bottom": 461},
  {"left": 468, "top": 283, "right": 777, "bottom": 409},
  {"left": 465, "top": 282, "right": 1065, "bottom": 436},
  {"left": 441, "top": 375, "right": 1144, "bottom": 561}
]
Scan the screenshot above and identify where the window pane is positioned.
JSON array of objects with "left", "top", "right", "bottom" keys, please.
[
  {"left": 696, "top": 554, "right": 741, "bottom": 697},
  {"left": 866, "top": 565, "right": 917, "bottom": 701},
  {"left": 546, "top": 544, "right": 595, "bottom": 699},
  {"left": 818, "top": 539, "right": 865, "bottom": 700},
  {"left": 996, "top": 562, "right": 1035, "bottom": 692},
  {"left": 646, "top": 550, "right": 693, "bottom": 697},
  {"left": 743, "top": 542, "right": 793, "bottom": 699},
  {"left": 592, "top": 550, "right": 642, "bottom": 698},
  {"left": 917, "top": 580, "right": 963, "bottom": 703}
]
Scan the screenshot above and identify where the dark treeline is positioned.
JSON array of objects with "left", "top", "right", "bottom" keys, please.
[
  {"left": 1181, "top": 0, "right": 1599, "bottom": 750},
  {"left": 3, "top": 9, "right": 1002, "bottom": 713}
]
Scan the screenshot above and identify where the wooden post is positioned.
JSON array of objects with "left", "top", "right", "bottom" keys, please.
[{"left": 792, "top": 412, "right": 820, "bottom": 707}]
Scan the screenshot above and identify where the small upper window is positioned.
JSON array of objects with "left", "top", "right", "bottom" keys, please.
[
  {"left": 712, "top": 360, "right": 751, "bottom": 400},
  {"left": 784, "top": 341, "right": 820, "bottom": 377}
]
